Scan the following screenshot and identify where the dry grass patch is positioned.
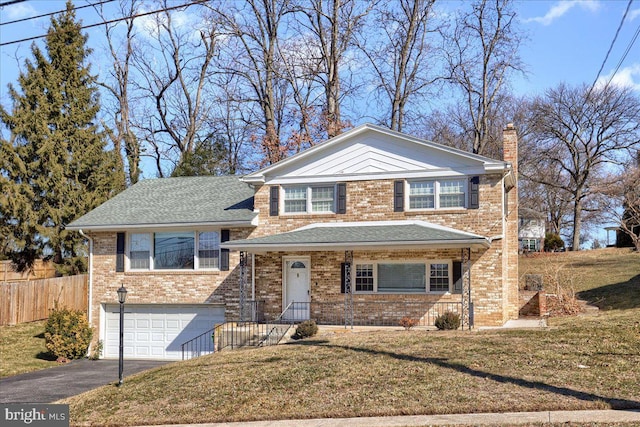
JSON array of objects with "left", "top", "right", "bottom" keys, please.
[
  {"left": 0, "top": 320, "right": 57, "bottom": 378},
  {"left": 65, "top": 309, "right": 640, "bottom": 427}
]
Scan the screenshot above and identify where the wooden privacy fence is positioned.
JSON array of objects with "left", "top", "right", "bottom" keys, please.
[
  {"left": 1, "top": 260, "right": 57, "bottom": 282},
  {"left": 0, "top": 275, "right": 88, "bottom": 326}
]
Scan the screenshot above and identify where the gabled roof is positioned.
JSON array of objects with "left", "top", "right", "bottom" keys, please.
[
  {"left": 243, "top": 123, "right": 510, "bottom": 185},
  {"left": 221, "top": 220, "right": 491, "bottom": 253},
  {"left": 66, "top": 176, "right": 256, "bottom": 231}
]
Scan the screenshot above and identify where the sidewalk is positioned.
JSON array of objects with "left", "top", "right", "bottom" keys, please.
[{"left": 135, "top": 409, "right": 640, "bottom": 427}]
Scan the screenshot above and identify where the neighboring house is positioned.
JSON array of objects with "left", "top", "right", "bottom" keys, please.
[
  {"left": 518, "top": 208, "right": 546, "bottom": 252},
  {"left": 67, "top": 123, "right": 519, "bottom": 360}
]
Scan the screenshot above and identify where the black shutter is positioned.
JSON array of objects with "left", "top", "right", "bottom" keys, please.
[
  {"left": 269, "top": 186, "right": 279, "bottom": 216},
  {"left": 220, "top": 229, "right": 230, "bottom": 271},
  {"left": 468, "top": 176, "right": 480, "bottom": 209},
  {"left": 337, "top": 183, "right": 347, "bottom": 214},
  {"left": 116, "top": 232, "right": 125, "bottom": 272},
  {"left": 340, "top": 262, "right": 346, "bottom": 293},
  {"left": 452, "top": 261, "right": 463, "bottom": 294},
  {"left": 394, "top": 180, "right": 404, "bottom": 212}
]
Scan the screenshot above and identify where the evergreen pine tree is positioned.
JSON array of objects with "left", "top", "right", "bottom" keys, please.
[{"left": 0, "top": 1, "right": 124, "bottom": 273}]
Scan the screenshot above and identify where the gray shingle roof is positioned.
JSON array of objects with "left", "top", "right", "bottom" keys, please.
[
  {"left": 67, "top": 176, "right": 256, "bottom": 230},
  {"left": 222, "top": 220, "right": 490, "bottom": 252}
]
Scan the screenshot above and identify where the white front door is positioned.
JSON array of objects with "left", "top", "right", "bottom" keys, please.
[{"left": 284, "top": 258, "right": 310, "bottom": 321}]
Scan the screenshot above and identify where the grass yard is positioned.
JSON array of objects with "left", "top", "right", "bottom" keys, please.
[
  {"left": 62, "top": 248, "right": 640, "bottom": 427},
  {"left": 0, "top": 320, "right": 57, "bottom": 378}
]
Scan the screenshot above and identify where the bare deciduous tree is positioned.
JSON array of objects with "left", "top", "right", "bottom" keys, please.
[
  {"left": 95, "top": 0, "right": 142, "bottom": 184},
  {"left": 358, "top": 0, "right": 440, "bottom": 132},
  {"left": 443, "top": 0, "right": 524, "bottom": 155},
  {"left": 298, "top": 0, "right": 374, "bottom": 137},
  {"left": 131, "top": 2, "right": 219, "bottom": 176},
  {"left": 530, "top": 83, "right": 640, "bottom": 250}
]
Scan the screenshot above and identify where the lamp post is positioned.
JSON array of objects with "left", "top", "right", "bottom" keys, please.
[{"left": 117, "top": 285, "right": 128, "bottom": 387}]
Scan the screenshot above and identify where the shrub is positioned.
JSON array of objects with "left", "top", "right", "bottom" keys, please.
[
  {"left": 545, "top": 233, "right": 565, "bottom": 252},
  {"left": 293, "top": 320, "right": 318, "bottom": 340},
  {"left": 434, "top": 311, "right": 461, "bottom": 330},
  {"left": 45, "top": 307, "right": 93, "bottom": 361},
  {"left": 399, "top": 316, "right": 419, "bottom": 330},
  {"left": 89, "top": 340, "right": 103, "bottom": 360}
]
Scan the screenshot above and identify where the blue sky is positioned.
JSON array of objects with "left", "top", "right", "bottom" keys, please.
[{"left": 1, "top": 0, "right": 639, "bottom": 105}]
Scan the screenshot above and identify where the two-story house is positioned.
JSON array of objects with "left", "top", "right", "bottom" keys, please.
[
  {"left": 67, "top": 123, "right": 519, "bottom": 360},
  {"left": 519, "top": 208, "right": 546, "bottom": 252}
]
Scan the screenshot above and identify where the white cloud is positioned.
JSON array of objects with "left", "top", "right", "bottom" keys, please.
[
  {"left": 596, "top": 63, "right": 640, "bottom": 91},
  {"left": 629, "top": 8, "right": 640, "bottom": 21},
  {"left": 523, "top": 0, "right": 601, "bottom": 26},
  {"left": 2, "top": 2, "right": 38, "bottom": 20}
]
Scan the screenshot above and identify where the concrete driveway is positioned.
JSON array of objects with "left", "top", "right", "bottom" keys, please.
[{"left": 0, "top": 359, "right": 169, "bottom": 403}]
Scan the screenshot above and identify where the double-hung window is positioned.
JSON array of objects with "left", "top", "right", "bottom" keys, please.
[
  {"left": 283, "top": 185, "right": 335, "bottom": 214},
  {"left": 128, "top": 231, "right": 220, "bottom": 270},
  {"left": 352, "top": 261, "right": 451, "bottom": 293},
  {"left": 408, "top": 179, "right": 466, "bottom": 210}
]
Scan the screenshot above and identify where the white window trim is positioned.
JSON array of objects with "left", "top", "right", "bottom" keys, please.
[
  {"left": 406, "top": 178, "right": 468, "bottom": 211},
  {"left": 353, "top": 259, "right": 452, "bottom": 294},
  {"left": 126, "top": 229, "right": 221, "bottom": 272},
  {"left": 282, "top": 184, "right": 336, "bottom": 214}
]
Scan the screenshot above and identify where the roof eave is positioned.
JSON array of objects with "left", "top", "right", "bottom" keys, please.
[
  {"left": 66, "top": 219, "right": 257, "bottom": 232},
  {"left": 221, "top": 238, "right": 490, "bottom": 253}
]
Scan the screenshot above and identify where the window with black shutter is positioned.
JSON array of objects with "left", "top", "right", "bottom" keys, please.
[
  {"left": 468, "top": 176, "right": 479, "bottom": 209},
  {"left": 270, "top": 186, "right": 279, "bottom": 216},
  {"left": 394, "top": 180, "right": 404, "bottom": 212},
  {"left": 116, "top": 232, "right": 125, "bottom": 272},
  {"left": 220, "top": 229, "right": 230, "bottom": 271},
  {"left": 337, "top": 183, "right": 347, "bottom": 214}
]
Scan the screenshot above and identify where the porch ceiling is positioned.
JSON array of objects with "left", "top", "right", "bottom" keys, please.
[{"left": 221, "top": 220, "right": 491, "bottom": 253}]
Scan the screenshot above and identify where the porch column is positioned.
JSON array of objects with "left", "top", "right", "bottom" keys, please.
[
  {"left": 461, "top": 248, "right": 473, "bottom": 330},
  {"left": 239, "top": 251, "right": 247, "bottom": 321},
  {"left": 344, "top": 250, "right": 353, "bottom": 329}
]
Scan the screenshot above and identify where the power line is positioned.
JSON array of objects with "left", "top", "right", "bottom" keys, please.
[
  {"left": 588, "top": 0, "right": 634, "bottom": 94},
  {"left": 1, "top": 0, "right": 116, "bottom": 26},
  {"left": 0, "top": 0, "right": 27, "bottom": 7},
  {"left": 0, "top": 0, "right": 206, "bottom": 47},
  {"left": 604, "top": 22, "right": 640, "bottom": 88}
]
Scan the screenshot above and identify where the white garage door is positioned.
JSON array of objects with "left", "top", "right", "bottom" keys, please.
[{"left": 104, "top": 304, "right": 225, "bottom": 360}]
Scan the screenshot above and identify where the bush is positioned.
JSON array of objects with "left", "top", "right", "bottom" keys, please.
[
  {"left": 45, "top": 307, "right": 93, "bottom": 361},
  {"left": 399, "top": 317, "right": 419, "bottom": 330},
  {"left": 545, "top": 233, "right": 565, "bottom": 252},
  {"left": 434, "top": 311, "right": 461, "bottom": 330},
  {"left": 293, "top": 320, "right": 318, "bottom": 340}
]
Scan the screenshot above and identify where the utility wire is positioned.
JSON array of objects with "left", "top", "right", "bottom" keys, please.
[
  {"left": 588, "top": 0, "right": 634, "bottom": 95},
  {"left": 1, "top": 0, "right": 116, "bottom": 26},
  {"left": 604, "top": 22, "right": 640, "bottom": 88},
  {"left": 0, "top": 0, "right": 27, "bottom": 7},
  {"left": 0, "top": 0, "right": 206, "bottom": 47}
]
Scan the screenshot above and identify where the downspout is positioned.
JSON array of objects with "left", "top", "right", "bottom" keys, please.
[{"left": 79, "top": 229, "right": 93, "bottom": 354}]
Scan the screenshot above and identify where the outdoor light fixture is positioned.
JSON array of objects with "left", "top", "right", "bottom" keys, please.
[{"left": 117, "top": 285, "right": 128, "bottom": 387}]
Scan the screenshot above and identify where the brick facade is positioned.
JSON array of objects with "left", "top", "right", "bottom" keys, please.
[{"left": 86, "top": 125, "right": 520, "bottom": 345}]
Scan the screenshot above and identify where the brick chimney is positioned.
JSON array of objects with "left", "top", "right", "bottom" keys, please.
[{"left": 503, "top": 123, "right": 518, "bottom": 177}]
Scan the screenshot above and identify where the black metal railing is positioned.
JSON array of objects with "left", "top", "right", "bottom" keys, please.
[
  {"left": 181, "top": 300, "right": 465, "bottom": 360},
  {"left": 281, "top": 300, "right": 464, "bottom": 328},
  {"left": 181, "top": 327, "right": 216, "bottom": 360}
]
